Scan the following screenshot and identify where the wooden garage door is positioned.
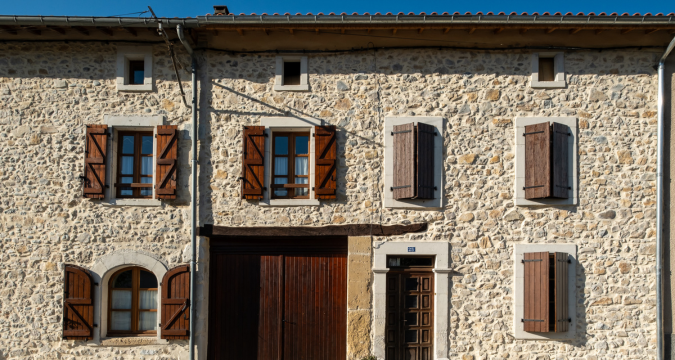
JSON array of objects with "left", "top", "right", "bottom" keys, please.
[{"left": 208, "top": 237, "right": 347, "bottom": 360}]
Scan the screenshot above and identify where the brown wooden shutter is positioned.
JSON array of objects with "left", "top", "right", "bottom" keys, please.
[
  {"left": 63, "top": 265, "right": 94, "bottom": 340},
  {"left": 83, "top": 125, "right": 108, "bottom": 199},
  {"left": 523, "top": 252, "right": 549, "bottom": 332},
  {"left": 161, "top": 265, "right": 190, "bottom": 339},
  {"left": 416, "top": 123, "right": 435, "bottom": 199},
  {"left": 314, "top": 125, "right": 337, "bottom": 199},
  {"left": 241, "top": 126, "right": 265, "bottom": 200},
  {"left": 554, "top": 252, "right": 570, "bottom": 332},
  {"left": 393, "top": 123, "right": 415, "bottom": 199},
  {"left": 524, "top": 122, "right": 551, "bottom": 199},
  {"left": 156, "top": 125, "right": 178, "bottom": 200},
  {"left": 551, "top": 122, "right": 570, "bottom": 199}
]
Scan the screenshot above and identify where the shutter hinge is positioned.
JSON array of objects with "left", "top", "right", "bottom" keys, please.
[
  {"left": 391, "top": 185, "right": 411, "bottom": 191},
  {"left": 558, "top": 318, "right": 572, "bottom": 323},
  {"left": 523, "top": 131, "right": 545, "bottom": 136},
  {"left": 94, "top": 283, "right": 99, "bottom": 286},
  {"left": 312, "top": 187, "right": 315, "bottom": 191},
  {"left": 521, "top": 259, "right": 543, "bottom": 263},
  {"left": 523, "top": 185, "right": 544, "bottom": 190},
  {"left": 521, "top": 319, "right": 544, "bottom": 322},
  {"left": 160, "top": 282, "right": 163, "bottom": 286},
  {"left": 391, "top": 130, "right": 413, "bottom": 135},
  {"left": 263, "top": 187, "right": 267, "bottom": 191},
  {"left": 93, "top": 324, "right": 98, "bottom": 327},
  {"left": 158, "top": 323, "right": 162, "bottom": 327},
  {"left": 237, "top": 177, "right": 244, "bottom": 181},
  {"left": 78, "top": 175, "right": 86, "bottom": 181}
]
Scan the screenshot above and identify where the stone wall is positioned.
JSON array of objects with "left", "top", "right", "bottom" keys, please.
[{"left": 204, "top": 48, "right": 660, "bottom": 359}]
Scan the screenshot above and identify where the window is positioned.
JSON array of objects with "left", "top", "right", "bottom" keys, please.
[
  {"left": 272, "top": 132, "right": 310, "bottom": 199},
  {"left": 116, "top": 131, "right": 154, "bottom": 199},
  {"left": 274, "top": 56, "right": 309, "bottom": 91},
  {"left": 108, "top": 267, "right": 158, "bottom": 336},
  {"left": 384, "top": 117, "right": 443, "bottom": 209},
  {"left": 514, "top": 117, "right": 577, "bottom": 206},
  {"left": 116, "top": 46, "right": 152, "bottom": 91},
  {"left": 530, "top": 52, "right": 565, "bottom": 88}
]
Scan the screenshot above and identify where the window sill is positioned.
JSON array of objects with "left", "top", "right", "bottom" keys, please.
[
  {"left": 88, "top": 337, "right": 168, "bottom": 347},
  {"left": 530, "top": 80, "right": 566, "bottom": 89},
  {"left": 515, "top": 197, "right": 578, "bottom": 206},
  {"left": 103, "top": 198, "right": 163, "bottom": 207},
  {"left": 273, "top": 84, "right": 309, "bottom": 92},
  {"left": 116, "top": 83, "right": 153, "bottom": 92},
  {"left": 261, "top": 199, "right": 320, "bottom": 206}
]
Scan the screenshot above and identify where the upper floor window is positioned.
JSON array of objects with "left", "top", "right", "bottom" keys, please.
[
  {"left": 274, "top": 56, "right": 309, "bottom": 91},
  {"left": 108, "top": 267, "right": 158, "bottom": 336},
  {"left": 128, "top": 60, "right": 145, "bottom": 85},
  {"left": 116, "top": 46, "right": 153, "bottom": 91},
  {"left": 117, "top": 131, "right": 153, "bottom": 199},
  {"left": 272, "top": 132, "right": 310, "bottom": 199},
  {"left": 530, "top": 52, "right": 565, "bottom": 89}
]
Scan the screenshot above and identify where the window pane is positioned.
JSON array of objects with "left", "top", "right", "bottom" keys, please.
[
  {"left": 295, "top": 136, "right": 308, "bottom": 154},
  {"left": 295, "top": 157, "right": 308, "bottom": 176},
  {"left": 141, "top": 136, "right": 153, "bottom": 155},
  {"left": 113, "top": 270, "right": 132, "bottom": 288},
  {"left": 111, "top": 311, "right": 131, "bottom": 331},
  {"left": 133, "top": 70, "right": 144, "bottom": 85},
  {"left": 120, "top": 187, "right": 133, "bottom": 196},
  {"left": 275, "top": 136, "right": 288, "bottom": 155},
  {"left": 121, "top": 156, "right": 134, "bottom": 175},
  {"left": 140, "top": 270, "right": 157, "bottom": 288},
  {"left": 274, "top": 177, "right": 288, "bottom": 197},
  {"left": 140, "top": 188, "right": 152, "bottom": 197},
  {"left": 141, "top": 157, "right": 153, "bottom": 175},
  {"left": 139, "top": 290, "right": 157, "bottom": 310},
  {"left": 122, "top": 136, "right": 134, "bottom": 154},
  {"left": 295, "top": 177, "right": 308, "bottom": 197},
  {"left": 139, "top": 311, "right": 157, "bottom": 331},
  {"left": 274, "top": 157, "right": 288, "bottom": 175},
  {"left": 111, "top": 290, "right": 132, "bottom": 309},
  {"left": 120, "top": 177, "right": 133, "bottom": 184}
]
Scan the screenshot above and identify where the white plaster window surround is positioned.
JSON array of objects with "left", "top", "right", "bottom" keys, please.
[
  {"left": 116, "top": 46, "right": 153, "bottom": 91},
  {"left": 514, "top": 116, "right": 578, "bottom": 206},
  {"left": 384, "top": 117, "right": 444, "bottom": 209},
  {"left": 259, "top": 117, "right": 326, "bottom": 206},
  {"left": 273, "top": 56, "right": 309, "bottom": 91},
  {"left": 372, "top": 241, "right": 450, "bottom": 360},
  {"left": 88, "top": 250, "right": 169, "bottom": 345},
  {"left": 102, "top": 115, "right": 164, "bottom": 206},
  {"left": 530, "top": 52, "right": 566, "bottom": 89},
  {"left": 514, "top": 244, "right": 577, "bottom": 340}
]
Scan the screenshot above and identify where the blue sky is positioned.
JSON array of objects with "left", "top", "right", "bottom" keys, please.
[{"left": 3, "top": 0, "right": 673, "bottom": 18}]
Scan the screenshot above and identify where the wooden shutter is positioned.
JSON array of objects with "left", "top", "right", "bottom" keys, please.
[
  {"left": 393, "top": 123, "right": 415, "bottom": 199},
  {"left": 523, "top": 252, "right": 549, "bottom": 332},
  {"left": 63, "top": 265, "right": 94, "bottom": 340},
  {"left": 314, "top": 125, "right": 337, "bottom": 199},
  {"left": 416, "top": 123, "right": 435, "bottom": 199},
  {"left": 524, "top": 122, "right": 551, "bottom": 199},
  {"left": 161, "top": 265, "right": 190, "bottom": 339},
  {"left": 551, "top": 122, "right": 570, "bottom": 199},
  {"left": 555, "top": 252, "right": 570, "bottom": 332},
  {"left": 241, "top": 126, "right": 265, "bottom": 200},
  {"left": 156, "top": 125, "right": 178, "bottom": 200},
  {"left": 83, "top": 125, "right": 108, "bottom": 199}
]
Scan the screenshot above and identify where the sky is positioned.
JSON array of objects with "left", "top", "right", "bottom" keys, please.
[{"left": 3, "top": 0, "right": 674, "bottom": 18}]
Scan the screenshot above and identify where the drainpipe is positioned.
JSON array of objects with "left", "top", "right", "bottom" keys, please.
[
  {"left": 177, "top": 24, "right": 197, "bottom": 360},
  {"left": 657, "top": 35, "right": 675, "bottom": 360}
]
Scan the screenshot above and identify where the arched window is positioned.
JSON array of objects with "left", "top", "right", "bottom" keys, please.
[{"left": 108, "top": 267, "right": 158, "bottom": 335}]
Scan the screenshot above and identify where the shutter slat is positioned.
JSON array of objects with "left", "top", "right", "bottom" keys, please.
[
  {"left": 155, "top": 125, "right": 178, "bottom": 199},
  {"left": 161, "top": 265, "right": 190, "bottom": 340},
  {"left": 524, "top": 122, "right": 551, "bottom": 199},
  {"left": 393, "top": 123, "right": 415, "bottom": 199},
  {"left": 63, "top": 265, "right": 94, "bottom": 340},
  {"left": 241, "top": 126, "right": 266, "bottom": 200},
  {"left": 555, "top": 252, "right": 570, "bottom": 332},
  {"left": 416, "top": 123, "right": 435, "bottom": 199},
  {"left": 523, "top": 252, "right": 549, "bottom": 332},
  {"left": 83, "top": 125, "right": 108, "bottom": 199},
  {"left": 314, "top": 126, "right": 337, "bottom": 199},
  {"left": 552, "top": 122, "right": 570, "bottom": 199}
]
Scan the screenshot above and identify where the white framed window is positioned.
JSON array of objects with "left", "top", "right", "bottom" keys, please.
[
  {"left": 384, "top": 116, "right": 444, "bottom": 209},
  {"left": 514, "top": 244, "right": 577, "bottom": 340},
  {"left": 116, "top": 46, "right": 153, "bottom": 91},
  {"left": 274, "top": 56, "right": 309, "bottom": 91},
  {"left": 514, "top": 116, "right": 578, "bottom": 206},
  {"left": 530, "top": 52, "right": 565, "bottom": 89},
  {"left": 259, "top": 117, "right": 322, "bottom": 206},
  {"left": 103, "top": 115, "right": 164, "bottom": 206}
]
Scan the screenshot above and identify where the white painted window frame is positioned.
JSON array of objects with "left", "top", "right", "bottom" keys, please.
[
  {"left": 259, "top": 117, "right": 329, "bottom": 206},
  {"left": 514, "top": 116, "right": 578, "bottom": 206},
  {"left": 513, "top": 243, "right": 577, "bottom": 340},
  {"left": 372, "top": 241, "right": 450, "bottom": 360},
  {"left": 102, "top": 115, "right": 164, "bottom": 206},
  {"left": 88, "top": 251, "right": 169, "bottom": 344},
  {"left": 273, "top": 56, "right": 309, "bottom": 91},
  {"left": 384, "top": 117, "right": 444, "bottom": 209},
  {"left": 116, "top": 46, "right": 153, "bottom": 91},
  {"left": 530, "top": 52, "right": 566, "bottom": 89}
]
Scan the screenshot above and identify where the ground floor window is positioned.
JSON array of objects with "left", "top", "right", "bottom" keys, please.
[{"left": 108, "top": 267, "right": 158, "bottom": 336}]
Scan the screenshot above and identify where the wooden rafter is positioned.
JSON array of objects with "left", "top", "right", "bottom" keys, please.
[
  {"left": 620, "top": 29, "right": 633, "bottom": 34},
  {"left": 236, "top": 29, "right": 244, "bottom": 36},
  {"left": 392, "top": 29, "right": 397, "bottom": 35},
  {"left": 569, "top": 28, "right": 582, "bottom": 34},
  {"left": 670, "top": 29, "right": 675, "bottom": 35},
  {"left": 262, "top": 29, "right": 268, "bottom": 35},
  {"left": 198, "top": 222, "right": 429, "bottom": 237},
  {"left": 519, "top": 29, "right": 528, "bottom": 34},
  {"left": 315, "top": 28, "right": 319, "bottom": 34},
  {"left": 545, "top": 28, "right": 557, "bottom": 34},
  {"left": 468, "top": 27, "right": 476, "bottom": 34},
  {"left": 418, "top": 28, "right": 424, "bottom": 34},
  {"left": 26, "top": 27, "right": 41, "bottom": 36},
  {"left": 122, "top": 27, "right": 137, "bottom": 37},
  {"left": 443, "top": 28, "right": 450, "bottom": 34},
  {"left": 367, "top": 29, "right": 372, "bottom": 34},
  {"left": 0, "top": 25, "right": 18, "bottom": 35},
  {"left": 45, "top": 26, "right": 66, "bottom": 35},
  {"left": 72, "top": 26, "right": 89, "bottom": 35},
  {"left": 341, "top": 28, "right": 345, "bottom": 34},
  {"left": 287, "top": 29, "right": 292, "bottom": 35},
  {"left": 96, "top": 27, "right": 113, "bottom": 36},
  {"left": 645, "top": 29, "right": 659, "bottom": 35},
  {"left": 595, "top": 29, "right": 604, "bottom": 35},
  {"left": 494, "top": 27, "right": 504, "bottom": 34}
]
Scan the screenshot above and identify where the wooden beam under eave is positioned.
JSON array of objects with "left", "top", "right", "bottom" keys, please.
[
  {"left": 236, "top": 29, "right": 244, "bottom": 36},
  {"left": 519, "top": 29, "right": 528, "bottom": 34},
  {"left": 569, "top": 28, "right": 582, "bottom": 35},
  {"left": 262, "top": 29, "right": 268, "bottom": 35},
  {"left": 468, "top": 28, "right": 476, "bottom": 34},
  {"left": 367, "top": 29, "right": 372, "bottom": 34},
  {"left": 45, "top": 26, "right": 66, "bottom": 35},
  {"left": 0, "top": 26, "right": 18, "bottom": 35},
  {"left": 545, "top": 28, "right": 557, "bottom": 34},
  {"left": 494, "top": 28, "right": 504, "bottom": 34},
  {"left": 197, "top": 222, "right": 429, "bottom": 237},
  {"left": 645, "top": 29, "right": 659, "bottom": 35},
  {"left": 341, "top": 29, "right": 345, "bottom": 34},
  {"left": 620, "top": 29, "right": 633, "bottom": 34},
  {"left": 72, "top": 26, "right": 89, "bottom": 35},
  {"left": 392, "top": 29, "right": 397, "bottom": 35},
  {"left": 315, "top": 28, "right": 319, "bottom": 34},
  {"left": 443, "top": 28, "right": 450, "bottom": 34},
  {"left": 670, "top": 30, "right": 675, "bottom": 35},
  {"left": 27, "top": 28, "right": 41, "bottom": 36},
  {"left": 96, "top": 27, "right": 113, "bottom": 36},
  {"left": 122, "top": 27, "right": 137, "bottom": 36},
  {"left": 287, "top": 29, "right": 292, "bottom": 35},
  {"left": 418, "top": 28, "right": 424, "bottom": 34},
  {"left": 595, "top": 29, "right": 604, "bottom": 35}
]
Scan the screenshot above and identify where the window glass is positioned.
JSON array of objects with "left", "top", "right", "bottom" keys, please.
[
  {"left": 295, "top": 136, "right": 308, "bottom": 154},
  {"left": 139, "top": 290, "right": 157, "bottom": 309},
  {"left": 122, "top": 136, "right": 134, "bottom": 154},
  {"left": 121, "top": 157, "right": 134, "bottom": 175},
  {"left": 139, "top": 270, "right": 157, "bottom": 288},
  {"left": 113, "top": 270, "right": 133, "bottom": 288},
  {"left": 275, "top": 136, "right": 288, "bottom": 155},
  {"left": 283, "top": 62, "right": 301, "bottom": 85},
  {"left": 128, "top": 60, "right": 145, "bottom": 85},
  {"left": 109, "top": 267, "right": 158, "bottom": 334},
  {"left": 117, "top": 131, "right": 154, "bottom": 199},
  {"left": 111, "top": 311, "right": 131, "bottom": 331},
  {"left": 112, "top": 290, "right": 132, "bottom": 309},
  {"left": 274, "top": 157, "right": 288, "bottom": 175},
  {"left": 141, "top": 157, "right": 153, "bottom": 175},
  {"left": 272, "top": 132, "right": 310, "bottom": 199},
  {"left": 141, "top": 136, "right": 153, "bottom": 154},
  {"left": 139, "top": 312, "right": 156, "bottom": 331}
]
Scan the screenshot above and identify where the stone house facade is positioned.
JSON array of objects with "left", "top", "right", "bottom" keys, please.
[{"left": 1, "top": 10, "right": 675, "bottom": 360}]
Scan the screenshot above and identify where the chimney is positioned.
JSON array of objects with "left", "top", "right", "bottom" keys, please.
[{"left": 213, "top": 5, "right": 229, "bottom": 15}]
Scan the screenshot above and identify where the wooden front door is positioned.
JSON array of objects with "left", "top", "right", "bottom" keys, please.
[
  {"left": 386, "top": 258, "right": 434, "bottom": 360},
  {"left": 208, "top": 237, "right": 347, "bottom": 360}
]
